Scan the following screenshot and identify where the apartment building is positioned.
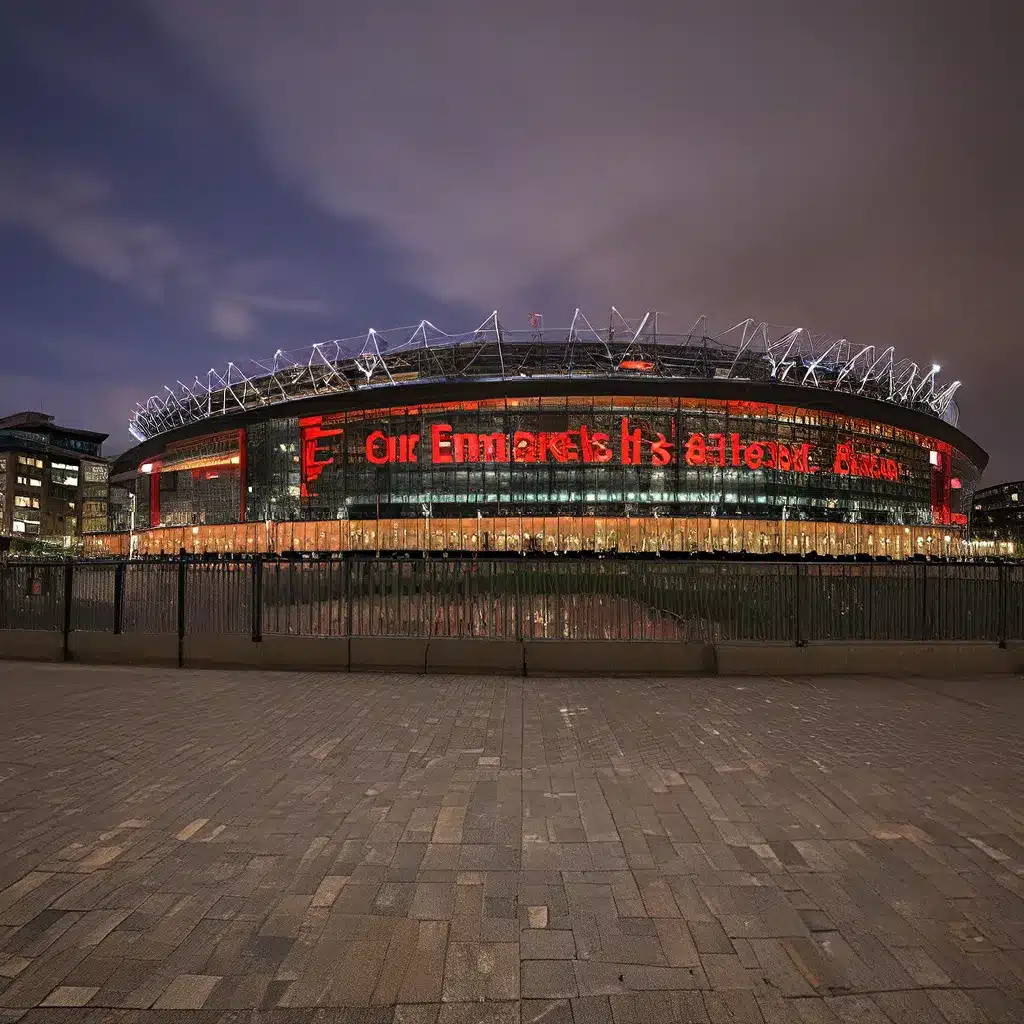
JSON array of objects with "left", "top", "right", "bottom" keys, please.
[{"left": 0, "top": 411, "right": 110, "bottom": 544}]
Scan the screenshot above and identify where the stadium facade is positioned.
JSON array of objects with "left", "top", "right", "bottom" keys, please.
[{"left": 89, "top": 310, "right": 987, "bottom": 558}]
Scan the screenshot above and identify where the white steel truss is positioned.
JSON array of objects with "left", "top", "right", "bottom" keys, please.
[{"left": 128, "top": 310, "right": 962, "bottom": 441}]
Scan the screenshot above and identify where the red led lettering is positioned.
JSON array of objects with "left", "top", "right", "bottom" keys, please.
[
  {"left": 366, "top": 429, "right": 390, "bottom": 465},
  {"left": 792, "top": 444, "right": 811, "bottom": 473},
  {"left": 431, "top": 423, "right": 453, "bottom": 464},
  {"left": 358, "top": 414, "right": 913, "bottom": 482},
  {"left": 300, "top": 417, "right": 343, "bottom": 498},
  {"left": 621, "top": 419, "right": 641, "bottom": 464},
  {"left": 514, "top": 431, "right": 537, "bottom": 462},
  {"left": 685, "top": 433, "right": 706, "bottom": 466},
  {"left": 651, "top": 434, "right": 673, "bottom": 466}
]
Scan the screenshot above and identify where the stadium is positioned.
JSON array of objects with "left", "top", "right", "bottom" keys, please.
[{"left": 91, "top": 309, "right": 987, "bottom": 558}]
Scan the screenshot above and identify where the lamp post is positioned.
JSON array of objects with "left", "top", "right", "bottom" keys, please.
[{"left": 128, "top": 491, "right": 138, "bottom": 560}]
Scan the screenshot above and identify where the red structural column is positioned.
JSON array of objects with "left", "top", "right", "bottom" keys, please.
[
  {"left": 238, "top": 428, "right": 247, "bottom": 522},
  {"left": 149, "top": 470, "right": 160, "bottom": 528}
]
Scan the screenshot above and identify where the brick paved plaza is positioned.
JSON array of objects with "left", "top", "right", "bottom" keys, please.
[{"left": 0, "top": 664, "right": 1021, "bottom": 1023}]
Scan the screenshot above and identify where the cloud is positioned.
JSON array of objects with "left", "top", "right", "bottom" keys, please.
[
  {"left": 141, "top": 0, "right": 1022, "bottom": 477},
  {"left": 140, "top": 3, "right": 996, "bottom": 312},
  {"left": 208, "top": 297, "right": 255, "bottom": 340},
  {"left": 0, "top": 157, "right": 328, "bottom": 340}
]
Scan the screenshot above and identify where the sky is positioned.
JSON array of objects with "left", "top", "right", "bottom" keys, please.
[{"left": 0, "top": 1, "right": 1020, "bottom": 477}]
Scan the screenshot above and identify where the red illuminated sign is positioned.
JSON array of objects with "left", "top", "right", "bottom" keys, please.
[
  {"left": 296, "top": 413, "right": 919, "bottom": 496},
  {"left": 832, "top": 442, "right": 900, "bottom": 482},
  {"left": 360, "top": 417, "right": 887, "bottom": 477},
  {"left": 367, "top": 420, "right": 676, "bottom": 467},
  {"left": 683, "top": 433, "right": 812, "bottom": 472},
  {"left": 300, "top": 417, "right": 343, "bottom": 498}
]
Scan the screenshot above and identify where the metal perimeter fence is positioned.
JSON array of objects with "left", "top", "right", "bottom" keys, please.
[{"left": 1, "top": 554, "right": 1022, "bottom": 647}]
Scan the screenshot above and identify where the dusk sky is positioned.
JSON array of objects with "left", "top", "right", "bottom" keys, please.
[{"left": 1, "top": 2, "right": 1019, "bottom": 477}]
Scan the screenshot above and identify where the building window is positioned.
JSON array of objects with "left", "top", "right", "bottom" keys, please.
[
  {"left": 51, "top": 462, "right": 80, "bottom": 487},
  {"left": 12, "top": 515, "right": 41, "bottom": 534},
  {"left": 17, "top": 456, "right": 44, "bottom": 469},
  {"left": 16, "top": 475, "right": 42, "bottom": 487},
  {"left": 14, "top": 495, "right": 40, "bottom": 509}
]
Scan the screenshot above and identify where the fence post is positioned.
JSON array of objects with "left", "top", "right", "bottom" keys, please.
[
  {"left": 998, "top": 562, "right": 1008, "bottom": 649},
  {"left": 920, "top": 563, "right": 929, "bottom": 641},
  {"left": 792, "top": 562, "right": 804, "bottom": 646},
  {"left": 61, "top": 558, "right": 74, "bottom": 661},
  {"left": 251, "top": 554, "right": 263, "bottom": 643},
  {"left": 345, "top": 555, "right": 354, "bottom": 638},
  {"left": 176, "top": 547, "right": 187, "bottom": 668},
  {"left": 515, "top": 562, "right": 522, "bottom": 643},
  {"left": 867, "top": 561, "right": 873, "bottom": 641},
  {"left": 113, "top": 561, "right": 125, "bottom": 635}
]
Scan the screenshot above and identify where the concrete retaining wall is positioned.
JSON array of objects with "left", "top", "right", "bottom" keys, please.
[
  {"left": 350, "top": 637, "right": 428, "bottom": 673},
  {"left": 716, "top": 641, "right": 1024, "bottom": 678},
  {"left": 183, "top": 634, "right": 352, "bottom": 671},
  {"left": 525, "top": 641, "right": 715, "bottom": 676},
  {"left": 0, "top": 629, "right": 63, "bottom": 662},
  {"left": 3, "top": 632, "right": 1023, "bottom": 677},
  {"left": 261, "top": 635, "right": 349, "bottom": 671},
  {"left": 70, "top": 632, "right": 178, "bottom": 667},
  {"left": 426, "top": 638, "right": 523, "bottom": 675},
  {"left": 183, "top": 634, "right": 263, "bottom": 669}
]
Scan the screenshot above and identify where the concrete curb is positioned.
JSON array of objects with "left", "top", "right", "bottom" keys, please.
[{"left": 3, "top": 632, "right": 1022, "bottom": 678}]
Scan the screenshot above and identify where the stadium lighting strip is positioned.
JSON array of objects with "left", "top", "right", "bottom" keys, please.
[{"left": 128, "top": 308, "right": 962, "bottom": 442}]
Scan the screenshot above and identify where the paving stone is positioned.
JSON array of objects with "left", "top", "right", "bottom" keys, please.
[
  {"left": 151, "top": 973, "right": 221, "bottom": 1010},
  {"left": 410, "top": 884, "right": 455, "bottom": 921},
  {"left": 38, "top": 986, "right": 97, "bottom": 1008},
  {"left": 522, "top": 998, "right": 572, "bottom": 1024},
  {"left": 0, "top": 665, "right": 1020, "bottom": 1017},
  {"left": 519, "top": 930, "right": 575, "bottom": 960},
  {"left": 526, "top": 907, "right": 548, "bottom": 930},
  {"left": 436, "top": 1003, "right": 519, "bottom": 1024},
  {"left": 520, "top": 960, "right": 577, "bottom": 999}
]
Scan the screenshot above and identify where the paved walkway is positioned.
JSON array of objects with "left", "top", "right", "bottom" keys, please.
[{"left": 0, "top": 664, "right": 1021, "bottom": 1023}]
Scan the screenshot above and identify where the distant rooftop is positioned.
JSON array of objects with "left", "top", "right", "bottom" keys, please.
[{"left": 0, "top": 411, "right": 108, "bottom": 442}]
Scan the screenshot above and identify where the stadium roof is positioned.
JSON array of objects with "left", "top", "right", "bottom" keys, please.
[{"left": 129, "top": 308, "right": 962, "bottom": 442}]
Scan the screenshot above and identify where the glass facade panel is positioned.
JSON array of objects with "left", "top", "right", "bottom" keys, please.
[{"left": 119, "top": 392, "right": 982, "bottom": 555}]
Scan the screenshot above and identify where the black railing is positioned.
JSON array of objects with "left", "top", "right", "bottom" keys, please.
[{"left": 0, "top": 555, "right": 1021, "bottom": 647}]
